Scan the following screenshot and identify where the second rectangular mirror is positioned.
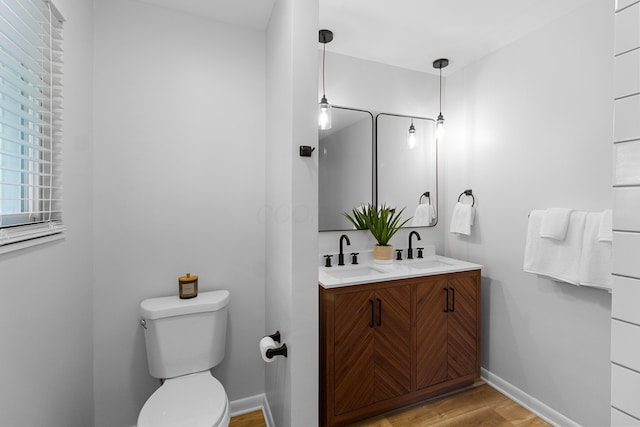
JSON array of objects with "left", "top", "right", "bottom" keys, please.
[{"left": 376, "top": 113, "right": 438, "bottom": 227}]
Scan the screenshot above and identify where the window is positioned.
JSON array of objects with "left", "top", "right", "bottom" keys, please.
[{"left": 0, "top": 0, "right": 64, "bottom": 250}]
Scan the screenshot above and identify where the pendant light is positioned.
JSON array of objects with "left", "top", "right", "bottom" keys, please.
[
  {"left": 407, "top": 118, "right": 416, "bottom": 149},
  {"left": 433, "top": 58, "right": 449, "bottom": 140},
  {"left": 319, "top": 29, "right": 334, "bottom": 130}
]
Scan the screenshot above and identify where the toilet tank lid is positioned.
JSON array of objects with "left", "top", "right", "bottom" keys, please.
[{"left": 140, "top": 290, "right": 230, "bottom": 320}]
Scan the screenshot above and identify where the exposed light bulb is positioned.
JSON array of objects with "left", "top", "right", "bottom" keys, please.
[
  {"left": 407, "top": 121, "right": 416, "bottom": 149},
  {"left": 436, "top": 113, "right": 445, "bottom": 140},
  {"left": 319, "top": 96, "right": 332, "bottom": 130}
]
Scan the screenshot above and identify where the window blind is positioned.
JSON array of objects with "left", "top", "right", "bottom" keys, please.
[{"left": 0, "top": 0, "right": 65, "bottom": 247}]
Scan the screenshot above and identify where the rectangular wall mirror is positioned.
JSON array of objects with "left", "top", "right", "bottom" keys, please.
[
  {"left": 319, "top": 106, "right": 374, "bottom": 231},
  {"left": 376, "top": 113, "right": 438, "bottom": 227}
]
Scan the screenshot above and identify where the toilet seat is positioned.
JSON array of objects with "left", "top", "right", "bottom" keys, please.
[{"left": 137, "top": 371, "right": 230, "bottom": 427}]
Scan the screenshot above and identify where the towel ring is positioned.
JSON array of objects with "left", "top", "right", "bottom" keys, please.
[
  {"left": 419, "top": 191, "right": 431, "bottom": 204},
  {"left": 458, "top": 189, "right": 475, "bottom": 206}
]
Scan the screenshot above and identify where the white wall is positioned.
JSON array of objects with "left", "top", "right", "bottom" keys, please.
[
  {"left": 444, "top": 1, "right": 613, "bottom": 425},
  {"left": 265, "top": 1, "right": 319, "bottom": 425},
  {"left": 264, "top": 3, "right": 293, "bottom": 424},
  {"left": 92, "top": 2, "right": 267, "bottom": 425},
  {"left": 318, "top": 53, "right": 445, "bottom": 259},
  {"left": 0, "top": 0, "right": 95, "bottom": 425}
]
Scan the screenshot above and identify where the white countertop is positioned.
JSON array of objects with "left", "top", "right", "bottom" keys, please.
[{"left": 318, "top": 255, "right": 482, "bottom": 288}]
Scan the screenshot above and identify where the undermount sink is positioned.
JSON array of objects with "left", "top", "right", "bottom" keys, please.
[
  {"left": 404, "top": 259, "right": 452, "bottom": 270},
  {"left": 325, "top": 266, "right": 386, "bottom": 279}
]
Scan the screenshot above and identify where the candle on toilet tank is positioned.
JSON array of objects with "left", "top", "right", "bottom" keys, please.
[{"left": 178, "top": 273, "right": 198, "bottom": 299}]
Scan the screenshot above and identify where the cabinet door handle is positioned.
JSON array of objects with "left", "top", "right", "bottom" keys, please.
[
  {"left": 369, "top": 299, "right": 374, "bottom": 327},
  {"left": 450, "top": 287, "right": 455, "bottom": 312},
  {"left": 376, "top": 298, "right": 382, "bottom": 326},
  {"left": 443, "top": 288, "right": 449, "bottom": 312}
]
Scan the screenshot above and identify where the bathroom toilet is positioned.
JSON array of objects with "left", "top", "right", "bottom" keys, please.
[{"left": 137, "top": 290, "right": 231, "bottom": 427}]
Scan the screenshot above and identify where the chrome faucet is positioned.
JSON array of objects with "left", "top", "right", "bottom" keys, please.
[
  {"left": 408, "top": 231, "right": 421, "bottom": 259},
  {"left": 338, "top": 234, "right": 351, "bottom": 266}
]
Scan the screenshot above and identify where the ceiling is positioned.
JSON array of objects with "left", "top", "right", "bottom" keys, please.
[
  {"left": 319, "top": 0, "right": 585, "bottom": 75},
  {"left": 136, "top": 0, "right": 584, "bottom": 75},
  {"left": 136, "top": 0, "right": 276, "bottom": 30}
]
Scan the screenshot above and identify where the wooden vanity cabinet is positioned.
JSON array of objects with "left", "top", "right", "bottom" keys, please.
[{"left": 320, "top": 270, "right": 480, "bottom": 427}]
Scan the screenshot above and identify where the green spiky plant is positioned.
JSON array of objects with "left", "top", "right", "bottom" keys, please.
[{"left": 344, "top": 203, "right": 411, "bottom": 246}]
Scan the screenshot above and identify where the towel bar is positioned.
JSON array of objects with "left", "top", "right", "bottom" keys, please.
[{"left": 458, "top": 189, "right": 475, "bottom": 206}]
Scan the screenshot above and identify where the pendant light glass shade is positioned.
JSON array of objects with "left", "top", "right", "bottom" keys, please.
[
  {"left": 319, "top": 30, "right": 334, "bottom": 130},
  {"left": 435, "top": 113, "right": 444, "bottom": 140},
  {"left": 433, "top": 58, "right": 449, "bottom": 140},
  {"left": 407, "top": 119, "right": 416, "bottom": 149},
  {"left": 319, "top": 96, "right": 332, "bottom": 130}
]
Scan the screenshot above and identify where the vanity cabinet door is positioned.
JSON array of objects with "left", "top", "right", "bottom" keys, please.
[
  {"left": 416, "top": 276, "right": 448, "bottom": 389},
  {"left": 447, "top": 274, "right": 479, "bottom": 381},
  {"left": 333, "top": 289, "right": 376, "bottom": 415},
  {"left": 373, "top": 285, "right": 412, "bottom": 403},
  {"left": 333, "top": 285, "right": 412, "bottom": 413},
  {"left": 416, "top": 271, "right": 480, "bottom": 390},
  {"left": 321, "top": 283, "right": 412, "bottom": 423}
]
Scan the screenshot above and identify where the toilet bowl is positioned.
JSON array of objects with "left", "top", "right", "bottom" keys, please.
[{"left": 137, "top": 371, "right": 230, "bottom": 427}]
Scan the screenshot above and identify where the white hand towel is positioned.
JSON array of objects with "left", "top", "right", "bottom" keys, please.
[
  {"left": 450, "top": 202, "right": 474, "bottom": 236},
  {"left": 579, "top": 212, "right": 612, "bottom": 290},
  {"left": 524, "top": 210, "right": 586, "bottom": 285},
  {"left": 598, "top": 209, "right": 613, "bottom": 242},
  {"left": 411, "top": 203, "right": 434, "bottom": 227},
  {"left": 540, "top": 208, "right": 573, "bottom": 240}
]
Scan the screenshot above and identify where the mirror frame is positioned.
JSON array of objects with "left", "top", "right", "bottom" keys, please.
[{"left": 375, "top": 112, "right": 439, "bottom": 227}]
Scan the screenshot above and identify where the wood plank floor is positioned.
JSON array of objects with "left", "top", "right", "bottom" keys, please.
[
  {"left": 348, "top": 383, "right": 551, "bottom": 427},
  {"left": 229, "top": 410, "right": 267, "bottom": 427},
  {"left": 228, "top": 383, "right": 551, "bottom": 427}
]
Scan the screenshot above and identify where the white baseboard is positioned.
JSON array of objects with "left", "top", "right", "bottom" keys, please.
[
  {"left": 229, "top": 393, "right": 264, "bottom": 416},
  {"left": 230, "top": 393, "right": 274, "bottom": 427},
  {"left": 261, "top": 396, "right": 275, "bottom": 427},
  {"left": 481, "top": 368, "right": 580, "bottom": 427}
]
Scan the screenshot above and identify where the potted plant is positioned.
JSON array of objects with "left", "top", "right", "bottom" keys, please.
[{"left": 344, "top": 203, "right": 411, "bottom": 264}]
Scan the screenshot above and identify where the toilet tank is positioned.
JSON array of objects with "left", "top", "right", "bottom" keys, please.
[{"left": 139, "top": 290, "right": 230, "bottom": 379}]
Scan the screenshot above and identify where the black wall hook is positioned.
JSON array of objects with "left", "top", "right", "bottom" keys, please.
[{"left": 299, "top": 145, "right": 315, "bottom": 157}]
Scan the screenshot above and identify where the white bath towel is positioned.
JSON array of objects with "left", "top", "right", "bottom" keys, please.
[
  {"left": 523, "top": 211, "right": 544, "bottom": 273},
  {"left": 524, "top": 210, "right": 586, "bottom": 285},
  {"left": 579, "top": 212, "right": 612, "bottom": 290},
  {"left": 598, "top": 209, "right": 613, "bottom": 243},
  {"left": 539, "top": 208, "right": 573, "bottom": 240},
  {"left": 411, "top": 202, "right": 435, "bottom": 227},
  {"left": 450, "top": 202, "right": 475, "bottom": 236}
]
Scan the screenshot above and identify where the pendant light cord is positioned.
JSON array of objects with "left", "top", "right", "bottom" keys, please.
[
  {"left": 322, "top": 42, "right": 327, "bottom": 98},
  {"left": 439, "top": 66, "right": 442, "bottom": 113}
]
